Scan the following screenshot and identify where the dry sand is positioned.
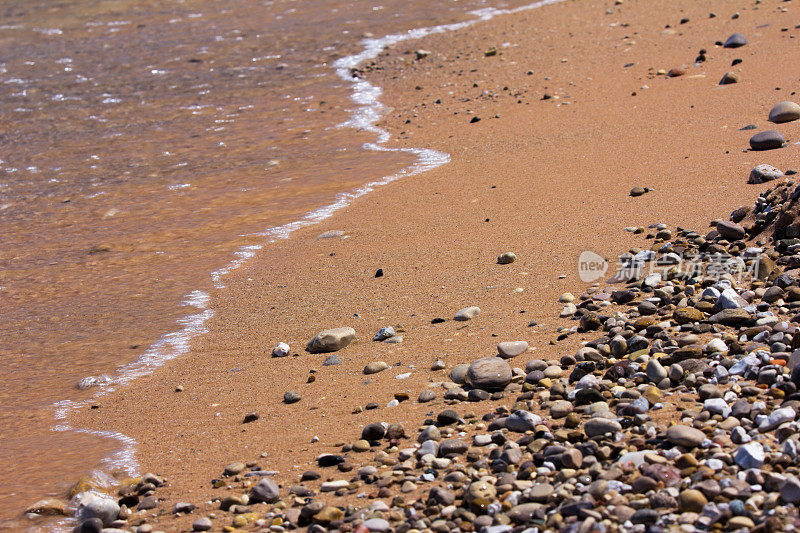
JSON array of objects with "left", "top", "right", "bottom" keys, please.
[{"left": 61, "top": 0, "right": 800, "bottom": 529}]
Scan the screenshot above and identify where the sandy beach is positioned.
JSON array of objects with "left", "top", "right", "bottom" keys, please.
[{"left": 13, "top": 0, "right": 800, "bottom": 530}]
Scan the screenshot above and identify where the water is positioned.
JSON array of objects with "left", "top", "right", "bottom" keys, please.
[{"left": 0, "top": 0, "right": 555, "bottom": 526}]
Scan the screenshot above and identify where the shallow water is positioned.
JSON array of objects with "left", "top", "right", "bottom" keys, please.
[{"left": 0, "top": 0, "right": 544, "bottom": 526}]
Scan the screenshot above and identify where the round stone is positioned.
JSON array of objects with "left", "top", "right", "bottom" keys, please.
[
  {"left": 497, "top": 251, "right": 517, "bottom": 264},
  {"left": 362, "top": 422, "right": 386, "bottom": 441},
  {"left": 769, "top": 101, "right": 800, "bottom": 123},
  {"left": 748, "top": 164, "right": 783, "bottom": 184},
  {"left": 454, "top": 306, "right": 481, "bottom": 321},
  {"left": 497, "top": 341, "right": 529, "bottom": 358},
  {"left": 723, "top": 33, "right": 748, "bottom": 48},
  {"left": 466, "top": 357, "right": 512, "bottom": 390},
  {"left": 679, "top": 489, "right": 708, "bottom": 512},
  {"left": 449, "top": 363, "right": 470, "bottom": 384},
  {"left": 250, "top": 478, "right": 280, "bottom": 503},
  {"left": 584, "top": 418, "right": 622, "bottom": 438},
  {"left": 193, "top": 517, "right": 213, "bottom": 531},
  {"left": 750, "top": 130, "right": 785, "bottom": 151},
  {"left": 418, "top": 389, "right": 436, "bottom": 403}
]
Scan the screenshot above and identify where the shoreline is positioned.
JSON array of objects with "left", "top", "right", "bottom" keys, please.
[{"left": 23, "top": 0, "right": 800, "bottom": 530}]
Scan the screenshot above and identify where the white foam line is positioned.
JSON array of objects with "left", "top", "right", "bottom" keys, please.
[{"left": 48, "top": 0, "right": 562, "bottom": 527}]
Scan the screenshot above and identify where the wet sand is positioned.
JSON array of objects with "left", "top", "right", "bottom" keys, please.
[{"left": 13, "top": 0, "right": 800, "bottom": 529}]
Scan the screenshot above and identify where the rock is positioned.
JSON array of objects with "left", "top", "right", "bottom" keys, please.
[
  {"left": 667, "top": 68, "right": 685, "bottom": 77},
  {"left": 584, "top": 418, "right": 622, "bottom": 437},
  {"left": 314, "top": 505, "right": 344, "bottom": 522},
  {"left": 73, "top": 518, "right": 103, "bottom": 533},
  {"left": 497, "top": 252, "right": 517, "bottom": 264},
  {"left": 716, "top": 220, "right": 746, "bottom": 241},
  {"left": 362, "top": 422, "right": 386, "bottom": 441},
  {"left": 450, "top": 363, "right": 470, "bottom": 384},
  {"left": 679, "top": 489, "right": 708, "bottom": 512},
  {"left": 630, "top": 186, "right": 648, "bottom": 197},
  {"left": 666, "top": 425, "right": 706, "bottom": 448},
  {"left": 497, "top": 341, "right": 528, "bottom": 358},
  {"left": 719, "top": 71, "right": 740, "bottom": 85},
  {"left": 646, "top": 358, "right": 668, "bottom": 383},
  {"left": 750, "top": 130, "right": 785, "bottom": 151},
  {"left": 307, "top": 327, "right": 356, "bottom": 353},
  {"left": 26, "top": 499, "right": 68, "bottom": 516},
  {"left": 550, "top": 400, "right": 573, "bottom": 418},
  {"left": 709, "top": 308, "right": 751, "bottom": 326},
  {"left": 364, "top": 361, "right": 388, "bottom": 375},
  {"left": 673, "top": 307, "right": 704, "bottom": 324},
  {"left": 320, "top": 480, "right": 349, "bottom": 492},
  {"left": 362, "top": 518, "right": 391, "bottom": 532},
  {"left": 749, "top": 164, "right": 784, "bottom": 184},
  {"left": 466, "top": 357, "right": 512, "bottom": 390},
  {"left": 758, "top": 407, "right": 795, "bottom": 432},
  {"left": 250, "top": 478, "right": 280, "bottom": 503},
  {"left": 192, "top": 517, "right": 213, "bottom": 531},
  {"left": 224, "top": 462, "right": 246, "bottom": 475},
  {"left": 322, "top": 354, "right": 342, "bottom": 366},
  {"left": 173, "top": 502, "right": 196, "bottom": 514},
  {"left": 506, "top": 410, "right": 543, "bottom": 432},
  {"left": 243, "top": 412, "right": 259, "bottom": 424},
  {"left": 723, "top": 33, "right": 748, "bottom": 48},
  {"left": 436, "top": 410, "right": 459, "bottom": 427},
  {"left": 75, "top": 495, "right": 120, "bottom": 527},
  {"left": 418, "top": 389, "right": 436, "bottom": 403},
  {"left": 439, "top": 438, "right": 469, "bottom": 456},
  {"left": 373, "top": 327, "right": 395, "bottom": 341},
  {"left": 734, "top": 442, "right": 765, "bottom": 469},
  {"left": 769, "top": 101, "right": 800, "bottom": 123},
  {"left": 780, "top": 476, "right": 800, "bottom": 503},
  {"left": 271, "top": 342, "right": 290, "bottom": 357},
  {"left": 560, "top": 302, "right": 579, "bottom": 318},
  {"left": 454, "top": 306, "right": 481, "bottom": 321},
  {"left": 284, "top": 391, "right": 301, "bottom": 404}
]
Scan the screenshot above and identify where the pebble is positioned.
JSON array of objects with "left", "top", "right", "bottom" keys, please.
[
  {"left": 749, "top": 163, "right": 784, "bottom": 184},
  {"left": 734, "top": 442, "right": 765, "bottom": 469},
  {"left": 454, "top": 306, "right": 481, "bottom": 321},
  {"left": 74, "top": 495, "right": 120, "bottom": 527},
  {"left": 271, "top": 342, "right": 290, "bottom": 357},
  {"left": 373, "top": 327, "right": 395, "bottom": 341},
  {"left": 307, "top": 327, "right": 356, "bottom": 353},
  {"left": 646, "top": 358, "right": 667, "bottom": 382},
  {"left": 630, "top": 186, "right": 649, "bottom": 197},
  {"left": 192, "top": 517, "right": 213, "bottom": 531},
  {"left": 284, "top": 391, "right": 301, "bottom": 404},
  {"left": 749, "top": 130, "right": 785, "bottom": 151},
  {"left": 363, "top": 361, "right": 388, "bottom": 375},
  {"left": 418, "top": 389, "right": 436, "bottom": 403},
  {"left": 465, "top": 357, "right": 512, "bottom": 390},
  {"left": 250, "top": 478, "right": 280, "bottom": 503},
  {"left": 666, "top": 425, "right": 706, "bottom": 448},
  {"left": 768, "top": 100, "right": 800, "bottom": 123},
  {"left": 715, "top": 220, "right": 746, "bottom": 241},
  {"left": 719, "top": 71, "right": 739, "bottom": 85},
  {"left": 723, "top": 32, "right": 748, "bottom": 48},
  {"left": 497, "top": 340, "right": 528, "bottom": 358},
  {"left": 584, "top": 418, "right": 622, "bottom": 437},
  {"left": 497, "top": 251, "right": 516, "bottom": 264}
]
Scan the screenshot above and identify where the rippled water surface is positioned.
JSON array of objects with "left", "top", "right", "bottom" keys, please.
[{"left": 0, "top": 0, "right": 541, "bottom": 526}]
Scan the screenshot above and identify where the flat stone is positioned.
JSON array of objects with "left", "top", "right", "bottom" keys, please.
[
  {"left": 26, "top": 499, "right": 68, "bottom": 516},
  {"left": 716, "top": 221, "right": 746, "bottom": 241},
  {"left": 497, "top": 341, "right": 528, "bottom": 358},
  {"left": 362, "top": 518, "right": 391, "bottom": 532},
  {"left": 666, "top": 425, "right": 706, "bottom": 448},
  {"left": 466, "top": 357, "right": 512, "bottom": 390},
  {"left": 284, "top": 391, "right": 301, "bottom": 404},
  {"left": 373, "top": 326, "right": 395, "bottom": 341},
  {"left": 723, "top": 32, "right": 748, "bottom": 48},
  {"left": 550, "top": 400, "right": 573, "bottom": 418},
  {"left": 679, "top": 489, "right": 708, "bottom": 513},
  {"left": 454, "top": 306, "right": 481, "bottom": 321},
  {"left": 769, "top": 101, "right": 800, "bottom": 123},
  {"left": 673, "top": 307, "right": 704, "bottom": 324},
  {"left": 320, "top": 480, "right": 350, "bottom": 492},
  {"left": 307, "top": 327, "right": 356, "bottom": 353},
  {"left": 709, "top": 308, "right": 752, "bottom": 326},
  {"left": 749, "top": 164, "right": 784, "bottom": 184},
  {"left": 364, "top": 361, "right": 388, "bottom": 375},
  {"left": 780, "top": 476, "right": 800, "bottom": 503},
  {"left": 450, "top": 363, "right": 470, "bottom": 384},
  {"left": 750, "top": 130, "right": 785, "bottom": 151}
]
